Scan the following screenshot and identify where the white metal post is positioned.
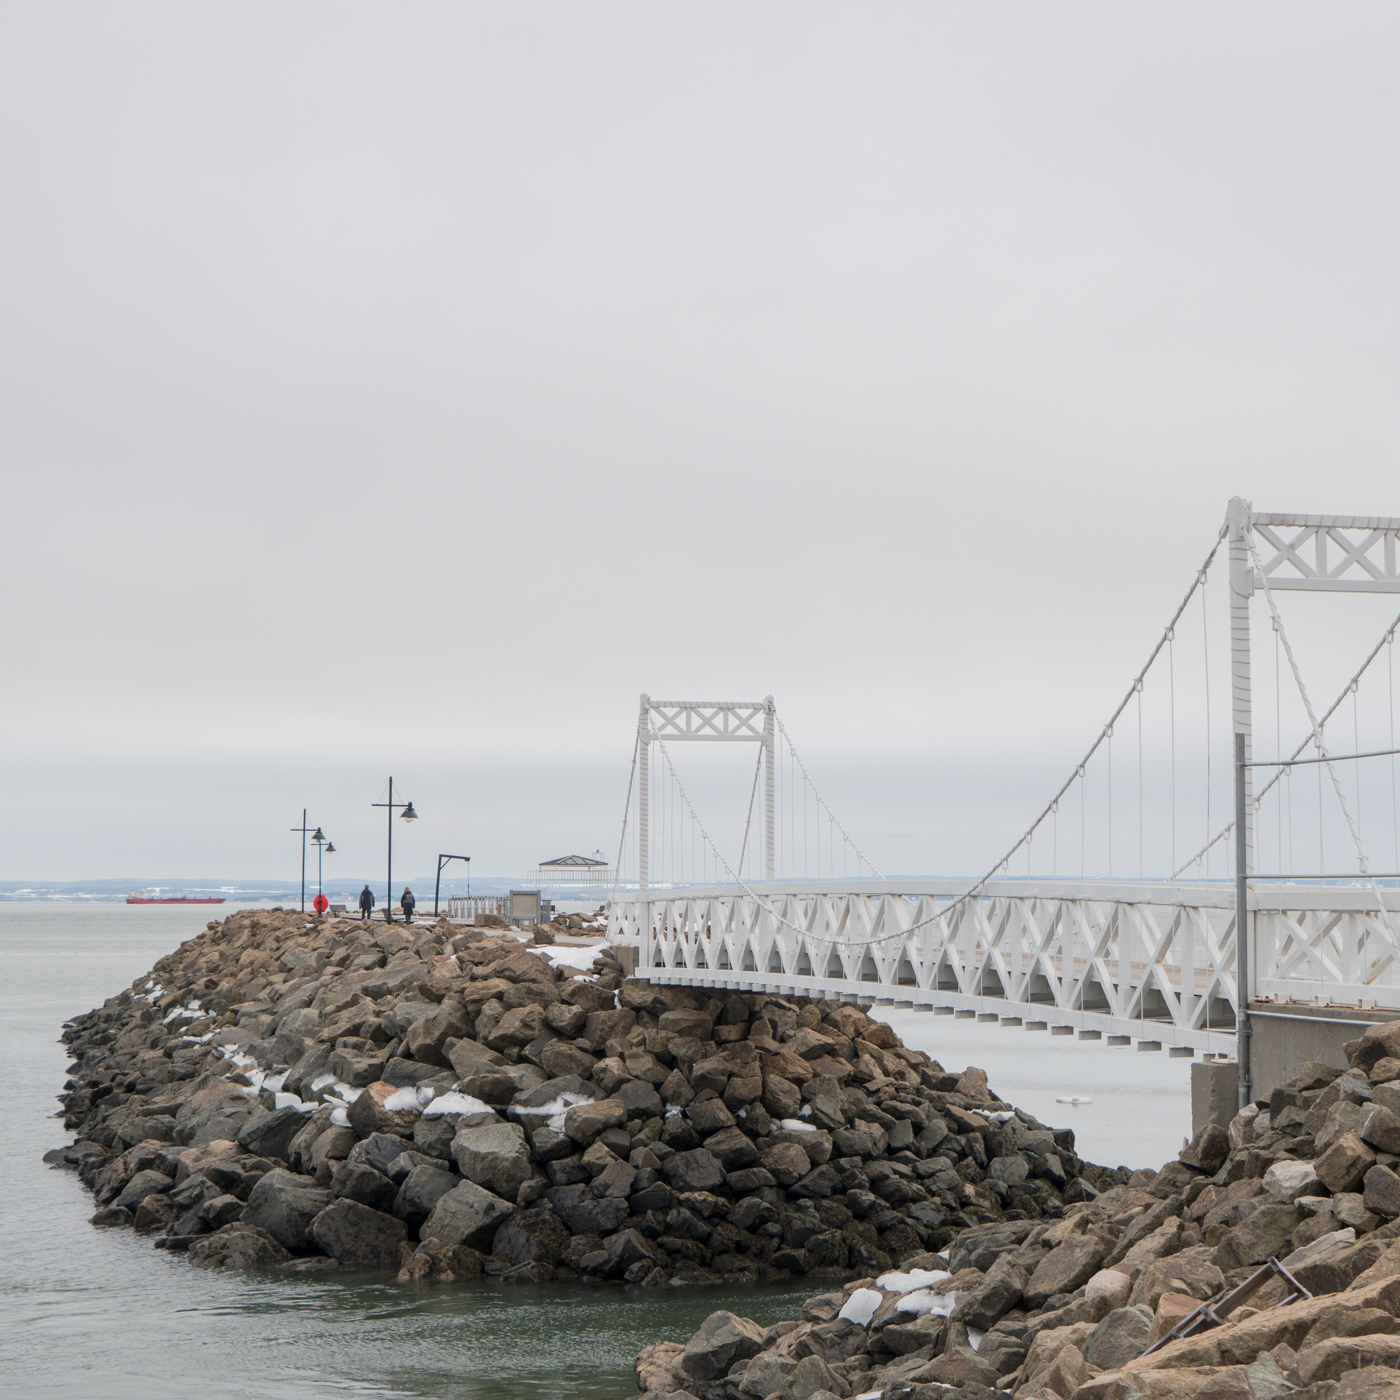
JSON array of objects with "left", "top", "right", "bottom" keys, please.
[
  {"left": 763, "top": 696, "right": 776, "bottom": 883},
  {"left": 1227, "top": 499, "right": 1255, "bottom": 1051},
  {"left": 638, "top": 694, "right": 650, "bottom": 899}
]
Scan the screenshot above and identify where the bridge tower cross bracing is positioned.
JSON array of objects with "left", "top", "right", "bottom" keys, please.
[
  {"left": 636, "top": 695, "right": 777, "bottom": 896},
  {"left": 1227, "top": 497, "right": 1400, "bottom": 1100}
]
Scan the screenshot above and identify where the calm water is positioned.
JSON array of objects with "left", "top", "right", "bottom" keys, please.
[{"left": 0, "top": 903, "right": 1189, "bottom": 1399}]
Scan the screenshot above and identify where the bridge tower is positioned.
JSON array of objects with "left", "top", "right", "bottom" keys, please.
[
  {"left": 636, "top": 695, "right": 776, "bottom": 896},
  {"left": 1228, "top": 498, "right": 1400, "bottom": 1102}
]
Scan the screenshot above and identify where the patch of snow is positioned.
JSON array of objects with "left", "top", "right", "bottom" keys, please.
[
  {"left": 422, "top": 1091, "right": 493, "bottom": 1118},
  {"left": 273, "top": 1092, "right": 308, "bottom": 1111},
  {"left": 510, "top": 1090, "right": 595, "bottom": 1132},
  {"left": 778, "top": 1118, "right": 816, "bottom": 1133},
  {"left": 984, "top": 1111, "right": 1017, "bottom": 1123},
  {"left": 181, "top": 1032, "right": 214, "bottom": 1044},
  {"left": 382, "top": 1087, "right": 425, "bottom": 1114},
  {"left": 330, "top": 1107, "right": 350, "bottom": 1128},
  {"left": 893, "top": 1289, "right": 960, "bottom": 1318},
  {"left": 838, "top": 1288, "right": 883, "bottom": 1326},
  {"left": 530, "top": 943, "right": 606, "bottom": 971},
  {"left": 878, "top": 1268, "right": 953, "bottom": 1294},
  {"left": 263, "top": 1072, "right": 288, "bottom": 1093},
  {"left": 968, "top": 1327, "right": 985, "bottom": 1352},
  {"left": 310, "top": 1074, "right": 337, "bottom": 1092}
]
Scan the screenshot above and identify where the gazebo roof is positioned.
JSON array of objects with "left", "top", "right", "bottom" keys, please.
[{"left": 539, "top": 854, "right": 608, "bottom": 867}]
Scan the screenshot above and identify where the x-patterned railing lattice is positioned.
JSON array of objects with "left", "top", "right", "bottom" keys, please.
[{"left": 608, "top": 879, "right": 1400, "bottom": 1053}]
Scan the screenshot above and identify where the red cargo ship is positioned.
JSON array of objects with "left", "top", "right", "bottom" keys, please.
[{"left": 126, "top": 890, "right": 227, "bottom": 905}]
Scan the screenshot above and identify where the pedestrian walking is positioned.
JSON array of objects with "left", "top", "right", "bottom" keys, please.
[
  {"left": 359, "top": 884, "right": 375, "bottom": 921},
  {"left": 401, "top": 886, "right": 416, "bottom": 924}
]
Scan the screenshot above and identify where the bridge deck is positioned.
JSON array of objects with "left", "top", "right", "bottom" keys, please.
[{"left": 607, "top": 879, "right": 1400, "bottom": 1056}]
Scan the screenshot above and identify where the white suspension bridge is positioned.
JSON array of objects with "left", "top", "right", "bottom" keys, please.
[{"left": 606, "top": 500, "right": 1400, "bottom": 1105}]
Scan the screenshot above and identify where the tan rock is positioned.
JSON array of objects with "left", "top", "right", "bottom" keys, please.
[
  {"left": 1316, "top": 1131, "right": 1378, "bottom": 1193},
  {"left": 1120, "top": 1275, "right": 1400, "bottom": 1373},
  {"left": 1148, "top": 1292, "right": 1201, "bottom": 1346},
  {"left": 1296, "top": 1334, "right": 1400, "bottom": 1386}
]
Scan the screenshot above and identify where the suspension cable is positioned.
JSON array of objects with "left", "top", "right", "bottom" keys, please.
[
  {"left": 609, "top": 730, "right": 640, "bottom": 905},
  {"left": 1173, "top": 604, "right": 1400, "bottom": 877},
  {"left": 736, "top": 742, "right": 764, "bottom": 882},
  {"left": 775, "top": 716, "right": 885, "bottom": 878},
  {"left": 1248, "top": 534, "right": 1399, "bottom": 953}
]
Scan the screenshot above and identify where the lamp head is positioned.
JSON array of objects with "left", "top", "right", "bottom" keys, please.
[
  {"left": 400, "top": 803, "right": 418, "bottom": 823},
  {"left": 311, "top": 828, "right": 326, "bottom": 844},
  {"left": 325, "top": 842, "right": 335, "bottom": 854}
]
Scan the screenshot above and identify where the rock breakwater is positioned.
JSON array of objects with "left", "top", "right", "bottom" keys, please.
[
  {"left": 49, "top": 907, "right": 1121, "bottom": 1283},
  {"left": 645, "top": 1041, "right": 1400, "bottom": 1400}
]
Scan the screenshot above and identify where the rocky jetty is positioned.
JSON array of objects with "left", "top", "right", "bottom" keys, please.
[
  {"left": 643, "top": 1042, "right": 1400, "bottom": 1400},
  {"left": 49, "top": 907, "right": 1122, "bottom": 1284}
]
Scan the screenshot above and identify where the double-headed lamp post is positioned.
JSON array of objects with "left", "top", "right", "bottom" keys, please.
[
  {"left": 289, "top": 809, "right": 317, "bottom": 913},
  {"left": 371, "top": 777, "right": 417, "bottom": 923},
  {"left": 311, "top": 828, "right": 335, "bottom": 914}
]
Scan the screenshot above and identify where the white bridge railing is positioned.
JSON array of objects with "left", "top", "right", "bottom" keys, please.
[{"left": 607, "top": 879, "right": 1400, "bottom": 1055}]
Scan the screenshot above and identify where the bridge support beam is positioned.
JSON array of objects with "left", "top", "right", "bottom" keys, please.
[{"left": 764, "top": 699, "right": 775, "bottom": 883}]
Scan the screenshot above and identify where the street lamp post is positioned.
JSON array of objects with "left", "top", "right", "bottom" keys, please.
[
  {"left": 289, "top": 809, "right": 316, "bottom": 913},
  {"left": 311, "top": 828, "right": 334, "bottom": 914},
  {"left": 434, "top": 854, "right": 471, "bottom": 917},
  {"left": 371, "top": 777, "right": 417, "bottom": 923}
]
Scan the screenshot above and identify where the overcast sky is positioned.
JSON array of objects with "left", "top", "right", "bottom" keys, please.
[{"left": 4, "top": 4, "right": 1400, "bottom": 885}]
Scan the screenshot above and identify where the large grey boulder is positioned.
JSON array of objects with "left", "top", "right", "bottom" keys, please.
[
  {"left": 392, "top": 1165, "right": 459, "bottom": 1229},
  {"left": 419, "top": 1180, "right": 515, "bottom": 1250},
  {"left": 679, "top": 1310, "right": 766, "bottom": 1381},
  {"left": 1024, "top": 1233, "right": 1108, "bottom": 1308},
  {"left": 309, "top": 1199, "right": 406, "bottom": 1269},
  {"left": 451, "top": 1119, "right": 532, "bottom": 1200},
  {"left": 329, "top": 1160, "right": 398, "bottom": 1213},
  {"left": 547, "top": 1182, "right": 628, "bottom": 1235},
  {"left": 1082, "top": 1305, "right": 1154, "bottom": 1370},
  {"left": 241, "top": 1168, "right": 332, "bottom": 1250},
  {"left": 237, "top": 1106, "right": 307, "bottom": 1163},
  {"left": 347, "top": 1132, "right": 414, "bottom": 1176},
  {"left": 114, "top": 1169, "right": 172, "bottom": 1212},
  {"left": 491, "top": 1206, "right": 571, "bottom": 1266},
  {"left": 187, "top": 1223, "right": 291, "bottom": 1270},
  {"left": 1216, "top": 1203, "right": 1303, "bottom": 1270},
  {"left": 412, "top": 1116, "right": 457, "bottom": 1162},
  {"left": 405, "top": 999, "right": 470, "bottom": 1068},
  {"left": 952, "top": 1254, "right": 1028, "bottom": 1330},
  {"left": 664, "top": 1148, "right": 726, "bottom": 1194}
]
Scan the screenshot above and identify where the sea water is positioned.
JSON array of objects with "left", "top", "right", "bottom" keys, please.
[{"left": 0, "top": 903, "right": 1189, "bottom": 1399}]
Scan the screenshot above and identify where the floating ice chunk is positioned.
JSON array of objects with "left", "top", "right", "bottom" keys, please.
[
  {"left": 382, "top": 1087, "right": 424, "bottom": 1113},
  {"left": 330, "top": 1107, "right": 350, "bottom": 1128},
  {"left": 838, "top": 1288, "right": 883, "bottom": 1326},
  {"left": 878, "top": 1268, "right": 952, "bottom": 1294},
  {"left": 422, "top": 1092, "right": 493, "bottom": 1118},
  {"left": 778, "top": 1118, "right": 816, "bottom": 1133},
  {"left": 1056, "top": 1096, "right": 1093, "bottom": 1106},
  {"left": 894, "top": 1289, "right": 960, "bottom": 1318}
]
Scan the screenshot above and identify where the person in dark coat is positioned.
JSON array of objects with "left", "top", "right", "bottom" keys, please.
[
  {"left": 401, "top": 886, "right": 416, "bottom": 924},
  {"left": 359, "top": 885, "right": 375, "bottom": 921}
]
